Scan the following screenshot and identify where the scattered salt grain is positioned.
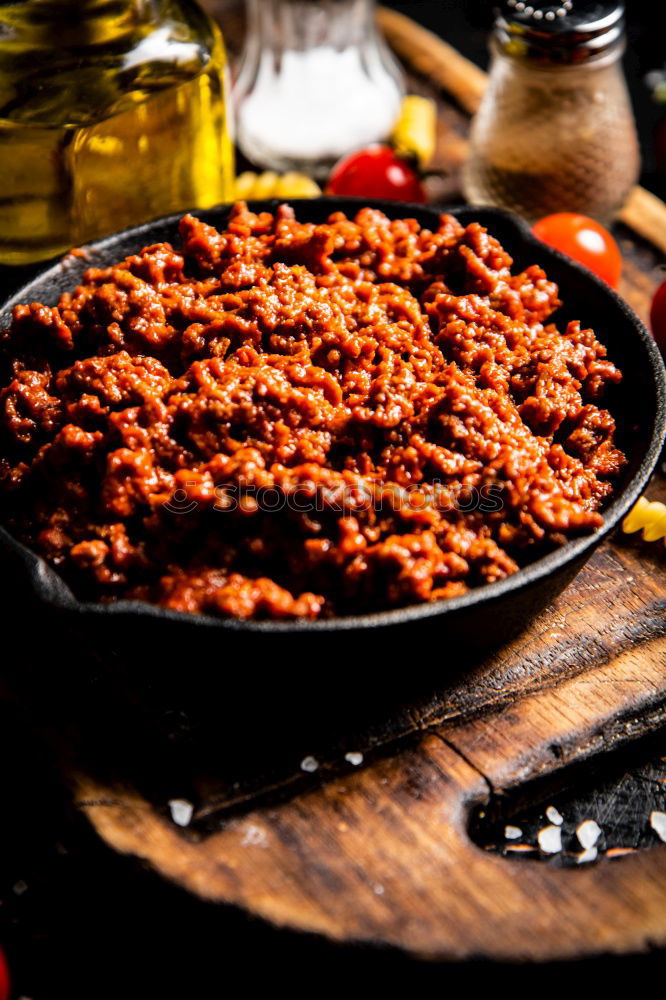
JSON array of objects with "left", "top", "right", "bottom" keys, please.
[
  {"left": 576, "top": 819, "right": 602, "bottom": 849},
  {"left": 504, "top": 825, "right": 523, "bottom": 840},
  {"left": 374, "top": 884, "right": 385, "bottom": 895},
  {"left": 546, "top": 805, "right": 564, "bottom": 826},
  {"left": 537, "top": 825, "right": 562, "bottom": 854},
  {"left": 650, "top": 810, "right": 666, "bottom": 842},
  {"left": 344, "top": 751, "right": 364, "bottom": 766},
  {"left": 168, "top": 798, "right": 194, "bottom": 827},
  {"left": 577, "top": 846, "right": 598, "bottom": 864},
  {"left": 241, "top": 824, "right": 267, "bottom": 847},
  {"left": 300, "top": 755, "right": 319, "bottom": 773}
]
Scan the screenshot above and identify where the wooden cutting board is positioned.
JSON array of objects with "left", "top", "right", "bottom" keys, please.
[{"left": 56, "top": 5, "right": 666, "bottom": 962}]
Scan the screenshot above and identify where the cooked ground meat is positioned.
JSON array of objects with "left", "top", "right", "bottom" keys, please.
[{"left": 0, "top": 203, "right": 626, "bottom": 619}]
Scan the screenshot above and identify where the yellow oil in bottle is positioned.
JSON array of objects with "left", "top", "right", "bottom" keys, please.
[{"left": 0, "top": 0, "right": 235, "bottom": 265}]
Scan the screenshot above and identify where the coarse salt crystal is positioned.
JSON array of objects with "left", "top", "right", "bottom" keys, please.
[
  {"left": 546, "top": 805, "right": 564, "bottom": 826},
  {"left": 374, "top": 884, "right": 385, "bottom": 895},
  {"left": 576, "top": 819, "right": 602, "bottom": 849},
  {"left": 577, "top": 846, "right": 598, "bottom": 864},
  {"left": 538, "top": 825, "right": 562, "bottom": 854},
  {"left": 505, "top": 825, "right": 523, "bottom": 840},
  {"left": 345, "top": 751, "right": 364, "bottom": 766},
  {"left": 300, "top": 755, "right": 319, "bottom": 773},
  {"left": 650, "top": 810, "right": 666, "bottom": 842},
  {"left": 168, "top": 798, "right": 194, "bottom": 827},
  {"left": 241, "top": 824, "right": 267, "bottom": 847}
]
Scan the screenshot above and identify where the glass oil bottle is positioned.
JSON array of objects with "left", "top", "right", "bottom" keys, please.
[{"left": 0, "top": 0, "right": 235, "bottom": 264}]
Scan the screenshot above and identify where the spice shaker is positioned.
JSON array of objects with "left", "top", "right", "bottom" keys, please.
[
  {"left": 0, "top": 0, "right": 234, "bottom": 265},
  {"left": 462, "top": 1, "right": 640, "bottom": 223},
  {"left": 233, "top": 0, "right": 404, "bottom": 178}
]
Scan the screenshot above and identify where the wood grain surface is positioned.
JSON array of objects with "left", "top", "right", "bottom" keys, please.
[
  {"left": 73, "top": 502, "right": 666, "bottom": 960},
  {"left": 56, "top": 3, "right": 666, "bottom": 963}
]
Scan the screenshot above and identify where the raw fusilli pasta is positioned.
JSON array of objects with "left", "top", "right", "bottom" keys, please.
[{"left": 622, "top": 496, "right": 666, "bottom": 542}]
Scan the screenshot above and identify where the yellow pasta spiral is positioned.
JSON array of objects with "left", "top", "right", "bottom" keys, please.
[
  {"left": 390, "top": 95, "right": 437, "bottom": 169},
  {"left": 233, "top": 171, "right": 322, "bottom": 200},
  {"left": 622, "top": 496, "right": 666, "bottom": 542}
]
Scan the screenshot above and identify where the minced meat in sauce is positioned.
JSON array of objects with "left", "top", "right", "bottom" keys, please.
[{"left": 0, "top": 203, "right": 626, "bottom": 619}]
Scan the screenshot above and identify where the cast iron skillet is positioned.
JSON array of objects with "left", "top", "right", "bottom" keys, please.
[{"left": 1, "top": 199, "right": 664, "bottom": 667}]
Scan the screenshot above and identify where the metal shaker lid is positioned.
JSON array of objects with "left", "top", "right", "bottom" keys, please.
[{"left": 494, "top": 2, "right": 625, "bottom": 63}]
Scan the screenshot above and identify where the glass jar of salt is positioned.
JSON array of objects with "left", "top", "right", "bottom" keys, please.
[
  {"left": 462, "top": 1, "right": 640, "bottom": 223},
  {"left": 233, "top": 0, "right": 404, "bottom": 178}
]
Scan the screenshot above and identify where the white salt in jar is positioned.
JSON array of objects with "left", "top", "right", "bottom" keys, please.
[{"left": 233, "top": 0, "right": 404, "bottom": 178}]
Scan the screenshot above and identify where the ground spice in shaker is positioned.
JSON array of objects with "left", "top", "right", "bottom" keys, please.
[{"left": 462, "top": 1, "right": 640, "bottom": 223}]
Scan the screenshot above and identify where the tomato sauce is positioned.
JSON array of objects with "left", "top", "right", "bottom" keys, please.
[{"left": 0, "top": 204, "right": 625, "bottom": 619}]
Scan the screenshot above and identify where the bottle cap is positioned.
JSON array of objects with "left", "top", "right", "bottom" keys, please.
[{"left": 494, "top": 2, "right": 625, "bottom": 63}]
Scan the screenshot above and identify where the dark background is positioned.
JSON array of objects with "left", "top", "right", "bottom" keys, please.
[{"left": 1, "top": 3, "right": 665, "bottom": 997}]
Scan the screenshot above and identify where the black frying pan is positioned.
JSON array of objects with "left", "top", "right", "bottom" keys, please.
[{"left": 1, "top": 199, "right": 664, "bottom": 673}]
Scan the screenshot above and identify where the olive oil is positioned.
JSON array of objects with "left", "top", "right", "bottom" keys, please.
[{"left": 0, "top": 0, "right": 234, "bottom": 264}]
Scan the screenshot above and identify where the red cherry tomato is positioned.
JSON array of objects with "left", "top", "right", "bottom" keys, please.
[
  {"left": 532, "top": 213, "right": 622, "bottom": 289},
  {"left": 650, "top": 279, "right": 666, "bottom": 355},
  {"left": 327, "top": 145, "right": 426, "bottom": 203},
  {"left": 0, "top": 947, "right": 10, "bottom": 1000}
]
